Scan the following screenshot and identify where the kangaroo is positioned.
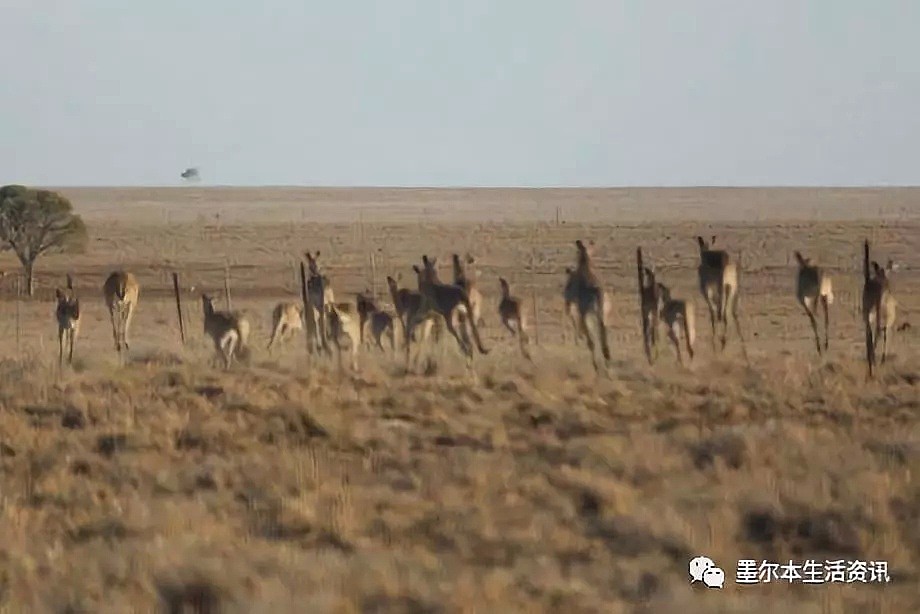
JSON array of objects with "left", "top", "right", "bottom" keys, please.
[
  {"left": 356, "top": 289, "right": 379, "bottom": 347},
  {"left": 386, "top": 274, "right": 434, "bottom": 346},
  {"left": 794, "top": 251, "right": 834, "bottom": 355},
  {"left": 267, "top": 302, "right": 304, "bottom": 352},
  {"left": 368, "top": 310, "right": 397, "bottom": 353},
  {"left": 656, "top": 282, "right": 696, "bottom": 366},
  {"left": 54, "top": 275, "right": 80, "bottom": 367},
  {"left": 562, "top": 265, "right": 611, "bottom": 346},
  {"left": 638, "top": 263, "right": 663, "bottom": 364},
  {"left": 304, "top": 251, "right": 335, "bottom": 354},
  {"left": 201, "top": 294, "right": 250, "bottom": 370},
  {"left": 452, "top": 253, "right": 485, "bottom": 328},
  {"left": 498, "top": 277, "right": 531, "bottom": 360},
  {"left": 325, "top": 301, "right": 361, "bottom": 371},
  {"left": 862, "top": 240, "right": 897, "bottom": 376},
  {"left": 405, "top": 255, "right": 489, "bottom": 368},
  {"left": 696, "top": 236, "right": 746, "bottom": 359},
  {"left": 354, "top": 290, "right": 397, "bottom": 352},
  {"left": 566, "top": 240, "right": 611, "bottom": 371},
  {"left": 102, "top": 271, "right": 140, "bottom": 354}
]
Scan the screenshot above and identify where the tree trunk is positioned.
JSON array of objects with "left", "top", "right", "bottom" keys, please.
[{"left": 24, "top": 260, "right": 34, "bottom": 297}]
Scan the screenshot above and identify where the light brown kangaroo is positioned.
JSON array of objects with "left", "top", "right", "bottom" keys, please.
[
  {"left": 562, "top": 265, "right": 611, "bottom": 346},
  {"left": 102, "top": 271, "right": 140, "bottom": 354},
  {"left": 638, "top": 263, "right": 663, "bottom": 364},
  {"left": 267, "top": 302, "right": 304, "bottom": 352},
  {"left": 794, "top": 251, "right": 834, "bottom": 355},
  {"left": 656, "top": 282, "right": 696, "bottom": 366},
  {"left": 452, "top": 253, "right": 485, "bottom": 328},
  {"left": 386, "top": 274, "right": 434, "bottom": 346},
  {"left": 498, "top": 277, "right": 531, "bottom": 360},
  {"left": 304, "top": 251, "right": 335, "bottom": 354},
  {"left": 696, "top": 236, "right": 746, "bottom": 359},
  {"left": 54, "top": 274, "right": 80, "bottom": 367},
  {"left": 862, "top": 240, "right": 897, "bottom": 377},
  {"left": 201, "top": 294, "right": 250, "bottom": 370},
  {"left": 566, "top": 240, "right": 611, "bottom": 371},
  {"left": 405, "top": 255, "right": 489, "bottom": 368},
  {"left": 325, "top": 301, "right": 361, "bottom": 371}
]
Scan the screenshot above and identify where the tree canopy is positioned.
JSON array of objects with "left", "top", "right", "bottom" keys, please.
[{"left": 0, "top": 185, "right": 87, "bottom": 294}]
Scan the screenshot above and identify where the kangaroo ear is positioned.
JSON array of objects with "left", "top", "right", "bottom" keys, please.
[
  {"left": 696, "top": 236, "right": 706, "bottom": 249},
  {"left": 315, "top": 251, "right": 321, "bottom": 258},
  {"left": 711, "top": 235, "right": 717, "bottom": 245},
  {"left": 55, "top": 288, "right": 64, "bottom": 300},
  {"left": 412, "top": 265, "right": 420, "bottom": 273},
  {"left": 466, "top": 253, "right": 474, "bottom": 264}
]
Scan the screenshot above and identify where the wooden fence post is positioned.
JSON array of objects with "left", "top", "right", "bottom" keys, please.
[{"left": 172, "top": 272, "right": 186, "bottom": 344}]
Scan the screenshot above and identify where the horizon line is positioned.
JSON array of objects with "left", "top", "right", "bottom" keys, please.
[{"left": 32, "top": 183, "right": 920, "bottom": 190}]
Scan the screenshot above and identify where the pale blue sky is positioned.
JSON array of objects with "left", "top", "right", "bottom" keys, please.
[{"left": 2, "top": 1, "right": 918, "bottom": 187}]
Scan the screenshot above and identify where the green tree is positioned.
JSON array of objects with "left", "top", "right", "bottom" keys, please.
[{"left": 0, "top": 185, "right": 87, "bottom": 296}]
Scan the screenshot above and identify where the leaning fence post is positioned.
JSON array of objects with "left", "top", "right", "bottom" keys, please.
[{"left": 172, "top": 272, "right": 186, "bottom": 344}]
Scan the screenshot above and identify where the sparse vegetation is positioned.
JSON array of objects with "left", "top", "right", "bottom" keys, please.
[{"left": 0, "top": 187, "right": 917, "bottom": 612}]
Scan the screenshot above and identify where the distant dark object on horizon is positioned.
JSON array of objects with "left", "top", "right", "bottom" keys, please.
[{"left": 180, "top": 167, "right": 200, "bottom": 181}]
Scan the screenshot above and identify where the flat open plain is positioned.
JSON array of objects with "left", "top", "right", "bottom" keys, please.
[{"left": 0, "top": 187, "right": 918, "bottom": 612}]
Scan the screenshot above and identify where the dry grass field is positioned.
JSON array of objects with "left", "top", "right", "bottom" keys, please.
[{"left": 0, "top": 187, "right": 918, "bottom": 613}]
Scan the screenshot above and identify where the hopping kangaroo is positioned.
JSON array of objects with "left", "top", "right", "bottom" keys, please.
[
  {"left": 267, "top": 302, "right": 304, "bottom": 352},
  {"left": 497, "top": 277, "right": 531, "bottom": 359},
  {"left": 325, "top": 302, "right": 361, "bottom": 371},
  {"left": 304, "top": 251, "right": 335, "bottom": 353},
  {"left": 201, "top": 294, "right": 250, "bottom": 370},
  {"left": 452, "top": 253, "right": 484, "bottom": 328},
  {"left": 637, "top": 259, "right": 663, "bottom": 364},
  {"left": 566, "top": 240, "right": 611, "bottom": 371},
  {"left": 386, "top": 275, "right": 434, "bottom": 347},
  {"left": 656, "top": 282, "right": 696, "bottom": 366},
  {"left": 54, "top": 275, "right": 81, "bottom": 366},
  {"left": 405, "top": 255, "right": 489, "bottom": 368},
  {"left": 862, "top": 240, "right": 897, "bottom": 376},
  {"left": 562, "top": 266, "right": 611, "bottom": 346},
  {"left": 356, "top": 290, "right": 397, "bottom": 352},
  {"left": 103, "top": 271, "right": 139, "bottom": 354},
  {"left": 794, "top": 251, "right": 834, "bottom": 355},
  {"left": 696, "top": 236, "right": 746, "bottom": 358}
]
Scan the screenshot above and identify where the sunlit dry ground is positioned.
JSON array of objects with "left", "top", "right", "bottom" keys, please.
[{"left": 0, "top": 187, "right": 918, "bottom": 612}]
